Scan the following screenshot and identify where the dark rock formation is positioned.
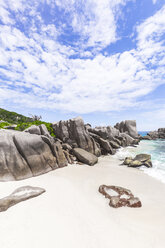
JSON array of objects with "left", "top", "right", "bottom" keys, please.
[
  {"left": 0, "top": 117, "right": 143, "bottom": 181},
  {"left": 53, "top": 117, "right": 101, "bottom": 156},
  {"left": 99, "top": 185, "right": 142, "bottom": 208},
  {"left": 147, "top": 131, "right": 159, "bottom": 140},
  {"left": 89, "top": 132, "right": 115, "bottom": 155},
  {"left": 114, "top": 120, "right": 138, "bottom": 138},
  {"left": 88, "top": 124, "right": 138, "bottom": 154},
  {"left": 0, "top": 129, "right": 67, "bottom": 181},
  {"left": 0, "top": 186, "right": 45, "bottom": 212},
  {"left": 88, "top": 126, "right": 120, "bottom": 140},
  {"left": 123, "top": 154, "right": 152, "bottom": 168},
  {"left": 73, "top": 148, "right": 98, "bottom": 166},
  {"left": 143, "top": 128, "right": 165, "bottom": 140},
  {"left": 158, "top": 128, "right": 165, "bottom": 139},
  {"left": 109, "top": 140, "right": 120, "bottom": 149},
  {"left": 62, "top": 143, "right": 72, "bottom": 151}
]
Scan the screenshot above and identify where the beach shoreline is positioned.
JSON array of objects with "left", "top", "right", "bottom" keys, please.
[{"left": 0, "top": 154, "right": 165, "bottom": 248}]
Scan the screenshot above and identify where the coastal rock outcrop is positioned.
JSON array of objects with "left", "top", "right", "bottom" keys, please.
[
  {"left": 99, "top": 185, "right": 142, "bottom": 208},
  {"left": 25, "top": 124, "right": 51, "bottom": 138},
  {"left": 142, "top": 128, "right": 165, "bottom": 140},
  {"left": 0, "top": 129, "right": 67, "bottom": 181},
  {"left": 123, "top": 154, "right": 152, "bottom": 168},
  {"left": 114, "top": 120, "right": 138, "bottom": 138},
  {"left": 88, "top": 123, "right": 139, "bottom": 154},
  {"left": 0, "top": 186, "right": 45, "bottom": 212},
  {"left": 88, "top": 126, "right": 120, "bottom": 140},
  {"left": 53, "top": 117, "right": 101, "bottom": 156},
  {"left": 89, "top": 132, "right": 115, "bottom": 155},
  {"left": 73, "top": 148, "right": 98, "bottom": 165}
]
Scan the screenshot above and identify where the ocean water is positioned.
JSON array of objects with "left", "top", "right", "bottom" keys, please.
[
  {"left": 114, "top": 139, "right": 165, "bottom": 184},
  {"left": 138, "top": 131, "right": 150, "bottom": 136}
]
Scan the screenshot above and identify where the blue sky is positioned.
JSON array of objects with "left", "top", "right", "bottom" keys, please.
[{"left": 0, "top": 0, "right": 164, "bottom": 130}]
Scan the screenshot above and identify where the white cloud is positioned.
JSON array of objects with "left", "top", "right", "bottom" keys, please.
[
  {"left": 0, "top": 1, "right": 164, "bottom": 120},
  {"left": 54, "top": 0, "right": 132, "bottom": 50},
  {"left": 152, "top": 0, "right": 157, "bottom": 4},
  {"left": 136, "top": 5, "right": 165, "bottom": 63}
]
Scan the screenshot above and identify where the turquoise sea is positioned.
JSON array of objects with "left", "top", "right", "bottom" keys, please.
[{"left": 115, "top": 133, "right": 165, "bottom": 183}]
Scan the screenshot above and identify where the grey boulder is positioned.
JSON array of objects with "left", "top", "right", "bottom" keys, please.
[
  {"left": 115, "top": 120, "right": 138, "bottom": 138},
  {"left": 0, "top": 186, "right": 45, "bottom": 212},
  {"left": 0, "top": 129, "right": 67, "bottom": 181},
  {"left": 25, "top": 124, "right": 52, "bottom": 138},
  {"left": 123, "top": 154, "right": 152, "bottom": 168},
  {"left": 89, "top": 132, "right": 115, "bottom": 155},
  {"left": 73, "top": 148, "right": 98, "bottom": 166},
  {"left": 53, "top": 117, "right": 101, "bottom": 156},
  {"left": 88, "top": 126, "right": 120, "bottom": 140}
]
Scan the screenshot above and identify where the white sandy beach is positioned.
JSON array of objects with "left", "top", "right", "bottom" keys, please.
[{"left": 0, "top": 155, "right": 165, "bottom": 248}]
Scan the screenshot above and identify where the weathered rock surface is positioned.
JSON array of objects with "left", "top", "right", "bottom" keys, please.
[
  {"left": 88, "top": 124, "right": 138, "bottom": 152},
  {"left": 0, "top": 129, "right": 67, "bottom": 181},
  {"left": 89, "top": 132, "right": 115, "bottom": 155},
  {"left": 99, "top": 185, "right": 142, "bottom": 208},
  {"left": 123, "top": 154, "right": 152, "bottom": 168},
  {"left": 143, "top": 128, "right": 165, "bottom": 140},
  {"left": 109, "top": 140, "right": 120, "bottom": 149},
  {"left": 25, "top": 124, "right": 51, "bottom": 138},
  {"left": 0, "top": 186, "right": 45, "bottom": 212},
  {"left": 73, "top": 148, "right": 98, "bottom": 166},
  {"left": 53, "top": 117, "right": 101, "bottom": 156},
  {"left": 62, "top": 143, "right": 72, "bottom": 151},
  {"left": 88, "top": 126, "right": 120, "bottom": 140},
  {"left": 147, "top": 131, "right": 159, "bottom": 140},
  {"left": 115, "top": 120, "right": 138, "bottom": 138}
]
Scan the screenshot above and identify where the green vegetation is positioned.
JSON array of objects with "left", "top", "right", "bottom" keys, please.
[
  {"left": 0, "top": 121, "right": 10, "bottom": 129},
  {"left": 0, "top": 108, "right": 32, "bottom": 124},
  {"left": 15, "top": 120, "right": 55, "bottom": 137},
  {"left": 0, "top": 108, "right": 55, "bottom": 137}
]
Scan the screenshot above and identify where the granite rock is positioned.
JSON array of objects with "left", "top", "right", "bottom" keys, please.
[
  {"left": 123, "top": 154, "right": 152, "bottom": 168},
  {"left": 115, "top": 120, "right": 138, "bottom": 138},
  {"left": 73, "top": 148, "right": 98, "bottom": 166},
  {"left": 0, "top": 129, "right": 67, "bottom": 181},
  {"left": 0, "top": 186, "right": 45, "bottom": 212},
  {"left": 53, "top": 117, "right": 101, "bottom": 156}
]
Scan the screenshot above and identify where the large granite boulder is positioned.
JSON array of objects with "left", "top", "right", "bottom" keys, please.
[
  {"left": 115, "top": 120, "right": 138, "bottom": 138},
  {"left": 53, "top": 117, "right": 101, "bottom": 156},
  {"left": 0, "top": 186, "right": 45, "bottom": 212},
  {"left": 88, "top": 124, "right": 137, "bottom": 150},
  {"left": 123, "top": 154, "right": 152, "bottom": 168},
  {"left": 147, "top": 131, "right": 159, "bottom": 139},
  {"left": 73, "top": 148, "right": 98, "bottom": 166},
  {"left": 88, "top": 126, "right": 120, "bottom": 140},
  {"left": 89, "top": 132, "right": 115, "bottom": 155},
  {"left": 25, "top": 124, "right": 52, "bottom": 138},
  {"left": 0, "top": 129, "right": 67, "bottom": 181},
  {"left": 158, "top": 128, "right": 165, "bottom": 139},
  {"left": 99, "top": 185, "right": 141, "bottom": 208},
  {"left": 146, "top": 128, "right": 165, "bottom": 139}
]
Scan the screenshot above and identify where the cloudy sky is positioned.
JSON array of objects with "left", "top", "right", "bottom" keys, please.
[{"left": 0, "top": 0, "right": 164, "bottom": 130}]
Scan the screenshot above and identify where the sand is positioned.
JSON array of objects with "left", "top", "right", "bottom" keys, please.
[{"left": 0, "top": 155, "right": 165, "bottom": 248}]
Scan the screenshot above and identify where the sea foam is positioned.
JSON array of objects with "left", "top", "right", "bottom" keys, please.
[{"left": 115, "top": 140, "right": 165, "bottom": 184}]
